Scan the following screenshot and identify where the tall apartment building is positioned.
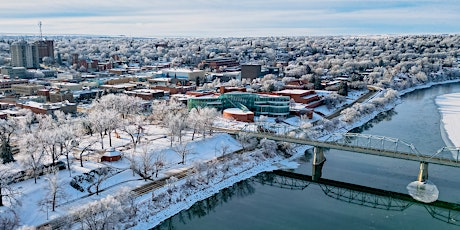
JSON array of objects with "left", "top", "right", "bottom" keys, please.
[
  {"left": 10, "top": 41, "right": 40, "bottom": 68},
  {"left": 34, "top": 40, "right": 55, "bottom": 62}
]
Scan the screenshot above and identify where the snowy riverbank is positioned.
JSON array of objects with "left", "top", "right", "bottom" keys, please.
[{"left": 436, "top": 92, "right": 460, "bottom": 149}]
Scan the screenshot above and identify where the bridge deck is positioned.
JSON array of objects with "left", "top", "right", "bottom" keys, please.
[{"left": 217, "top": 128, "right": 460, "bottom": 167}]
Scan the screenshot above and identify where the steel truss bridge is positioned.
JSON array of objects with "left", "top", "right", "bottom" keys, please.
[
  {"left": 215, "top": 122, "right": 460, "bottom": 181},
  {"left": 251, "top": 170, "right": 460, "bottom": 226}
]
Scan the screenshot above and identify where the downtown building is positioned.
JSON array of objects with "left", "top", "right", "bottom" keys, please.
[
  {"left": 10, "top": 39, "right": 54, "bottom": 68},
  {"left": 10, "top": 41, "right": 40, "bottom": 68}
]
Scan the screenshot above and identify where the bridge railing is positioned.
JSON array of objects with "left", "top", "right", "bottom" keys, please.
[
  {"left": 218, "top": 122, "right": 460, "bottom": 165},
  {"left": 327, "top": 132, "right": 422, "bottom": 157}
]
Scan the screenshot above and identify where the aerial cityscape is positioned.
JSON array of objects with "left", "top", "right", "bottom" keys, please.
[{"left": 1, "top": 1, "right": 460, "bottom": 229}]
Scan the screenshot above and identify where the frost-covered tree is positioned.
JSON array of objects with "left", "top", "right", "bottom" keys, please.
[
  {"left": 135, "top": 147, "right": 156, "bottom": 181},
  {"left": 0, "top": 163, "right": 21, "bottom": 207},
  {"left": 0, "top": 119, "right": 17, "bottom": 164},
  {"left": 165, "top": 111, "right": 187, "bottom": 146},
  {"left": 200, "top": 107, "right": 219, "bottom": 138},
  {"left": 87, "top": 108, "right": 118, "bottom": 149},
  {"left": 36, "top": 115, "right": 60, "bottom": 166},
  {"left": 121, "top": 116, "right": 145, "bottom": 151},
  {"left": 92, "top": 168, "right": 110, "bottom": 196},
  {"left": 258, "top": 138, "right": 278, "bottom": 158},
  {"left": 173, "top": 143, "right": 191, "bottom": 165},
  {"left": 0, "top": 208, "right": 19, "bottom": 230},
  {"left": 41, "top": 169, "right": 66, "bottom": 212},
  {"left": 153, "top": 151, "right": 166, "bottom": 178},
  {"left": 76, "top": 194, "right": 123, "bottom": 230},
  {"left": 19, "top": 133, "right": 45, "bottom": 184},
  {"left": 54, "top": 111, "right": 78, "bottom": 176}
]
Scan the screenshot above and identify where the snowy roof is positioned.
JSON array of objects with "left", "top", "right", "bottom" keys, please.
[
  {"left": 224, "top": 108, "right": 254, "bottom": 115},
  {"left": 103, "top": 149, "right": 122, "bottom": 157},
  {"left": 276, "top": 89, "right": 311, "bottom": 95}
]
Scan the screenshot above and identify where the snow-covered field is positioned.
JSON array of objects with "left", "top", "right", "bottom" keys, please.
[{"left": 12, "top": 124, "right": 245, "bottom": 228}]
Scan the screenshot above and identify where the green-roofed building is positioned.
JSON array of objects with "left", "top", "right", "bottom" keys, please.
[{"left": 187, "top": 92, "right": 290, "bottom": 117}]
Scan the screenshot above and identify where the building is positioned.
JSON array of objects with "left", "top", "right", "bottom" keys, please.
[
  {"left": 0, "top": 66, "right": 27, "bottom": 78},
  {"left": 241, "top": 64, "right": 262, "bottom": 80},
  {"left": 48, "top": 89, "right": 75, "bottom": 103},
  {"left": 73, "top": 89, "right": 103, "bottom": 102},
  {"left": 202, "top": 58, "right": 239, "bottom": 72},
  {"left": 0, "top": 79, "right": 29, "bottom": 94},
  {"left": 124, "top": 89, "right": 165, "bottom": 100},
  {"left": 11, "top": 84, "right": 43, "bottom": 96},
  {"left": 275, "top": 89, "right": 321, "bottom": 104},
  {"left": 51, "top": 82, "right": 83, "bottom": 91},
  {"left": 223, "top": 108, "right": 254, "bottom": 122},
  {"left": 16, "top": 101, "right": 77, "bottom": 115},
  {"left": 101, "top": 148, "right": 122, "bottom": 162},
  {"left": 33, "top": 40, "right": 54, "bottom": 63},
  {"left": 10, "top": 41, "right": 40, "bottom": 68},
  {"left": 159, "top": 68, "right": 206, "bottom": 82},
  {"left": 188, "top": 92, "right": 290, "bottom": 117}
]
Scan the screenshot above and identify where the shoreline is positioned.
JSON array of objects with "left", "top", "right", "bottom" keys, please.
[{"left": 134, "top": 79, "right": 460, "bottom": 229}]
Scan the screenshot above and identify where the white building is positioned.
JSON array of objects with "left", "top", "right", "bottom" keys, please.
[{"left": 10, "top": 41, "right": 39, "bottom": 68}]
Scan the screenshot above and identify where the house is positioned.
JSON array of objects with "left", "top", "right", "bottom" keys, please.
[{"left": 101, "top": 148, "right": 122, "bottom": 162}]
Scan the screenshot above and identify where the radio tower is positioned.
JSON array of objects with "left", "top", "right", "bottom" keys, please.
[{"left": 38, "top": 21, "right": 43, "bottom": 40}]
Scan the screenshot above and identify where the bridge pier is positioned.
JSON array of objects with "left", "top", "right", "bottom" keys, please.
[
  {"left": 417, "top": 162, "right": 429, "bottom": 182},
  {"left": 313, "top": 147, "right": 326, "bottom": 165},
  {"left": 312, "top": 162, "right": 324, "bottom": 181},
  {"left": 312, "top": 147, "right": 326, "bottom": 181}
]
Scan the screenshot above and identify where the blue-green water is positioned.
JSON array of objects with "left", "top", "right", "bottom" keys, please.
[{"left": 154, "top": 83, "right": 460, "bottom": 230}]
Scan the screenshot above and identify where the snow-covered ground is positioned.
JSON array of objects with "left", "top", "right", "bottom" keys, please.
[{"left": 11, "top": 125, "right": 244, "bottom": 228}]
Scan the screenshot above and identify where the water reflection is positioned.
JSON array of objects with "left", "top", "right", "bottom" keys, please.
[
  {"left": 351, "top": 109, "right": 398, "bottom": 133},
  {"left": 153, "top": 180, "right": 256, "bottom": 230},
  {"left": 154, "top": 171, "right": 460, "bottom": 229},
  {"left": 259, "top": 171, "right": 460, "bottom": 227}
]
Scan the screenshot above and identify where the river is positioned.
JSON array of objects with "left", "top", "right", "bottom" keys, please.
[{"left": 154, "top": 83, "right": 460, "bottom": 230}]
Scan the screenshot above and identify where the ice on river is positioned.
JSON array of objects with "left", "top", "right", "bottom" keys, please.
[
  {"left": 436, "top": 93, "right": 460, "bottom": 147},
  {"left": 406, "top": 180, "right": 439, "bottom": 203},
  {"left": 436, "top": 93, "right": 460, "bottom": 159}
]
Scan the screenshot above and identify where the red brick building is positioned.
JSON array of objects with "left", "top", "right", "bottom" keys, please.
[{"left": 223, "top": 108, "right": 254, "bottom": 122}]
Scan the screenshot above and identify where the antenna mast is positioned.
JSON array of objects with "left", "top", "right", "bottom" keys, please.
[{"left": 38, "top": 21, "right": 43, "bottom": 40}]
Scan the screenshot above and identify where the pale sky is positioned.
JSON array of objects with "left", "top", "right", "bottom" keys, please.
[{"left": 1, "top": 0, "right": 459, "bottom": 37}]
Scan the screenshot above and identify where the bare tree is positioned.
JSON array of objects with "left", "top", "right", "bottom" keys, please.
[
  {"left": 91, "top": 167, "right": 110, "bottom": 195},
  {"left": 0, "top": 208, "right": 19, "bottom": 230},
  {"left": 121, "top": 116, "right": 145, "bottom": 151},
  {"left": 0, "top": 163, "right": 21, "bottom": 207},
  {"left": 215, "top": 141, "right": 230, "bottom": 158},
  {"left": 153, "top": 151, "right": 166, "bottom": 178},
  {"left": 135, "top": 147, "right": 155, "bottom": 181},
  {"left": 40, "top": 169, "right": 66, "bottom": 212},
  {"left": 75, "top": 139, "right": 97, "bottom": 168},
  {"left": 173, "top": 143, "right": 191, "bottom": 164}
]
